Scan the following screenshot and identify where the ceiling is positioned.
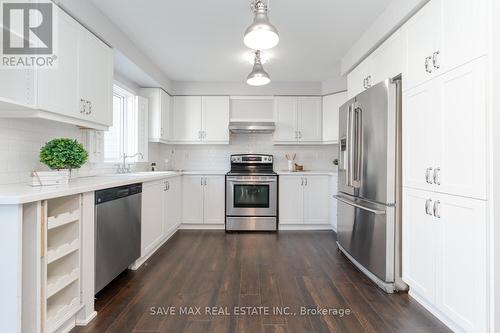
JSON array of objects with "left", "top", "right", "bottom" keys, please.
[{"left": 91, "top": 0, "right": 392, "bottom": 83}]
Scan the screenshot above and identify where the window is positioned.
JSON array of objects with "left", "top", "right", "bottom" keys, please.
[{"left": 104, "top": 84, "right": 142, "bottom": 163}]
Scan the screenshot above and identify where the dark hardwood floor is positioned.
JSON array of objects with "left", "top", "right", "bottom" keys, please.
[{"left": 72, "top": 231, "right": 451, "bottom": 333}]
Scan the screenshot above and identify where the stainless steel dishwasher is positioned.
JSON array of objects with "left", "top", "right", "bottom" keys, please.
[{"left": 95, "top": 183, "right": 142, "bottom": 293}]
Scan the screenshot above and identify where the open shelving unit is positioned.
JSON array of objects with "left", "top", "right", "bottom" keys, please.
[{"left": 43, "top": 194, "right": 82, "bottom": 333}]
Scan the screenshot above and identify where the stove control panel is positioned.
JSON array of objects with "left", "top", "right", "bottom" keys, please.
[{"left": 231, "top": 154, "right": 273, "bottom": 164}]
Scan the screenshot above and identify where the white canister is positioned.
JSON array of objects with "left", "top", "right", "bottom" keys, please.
[{"left": 288, "top": 160, "right": 295, "bottom": 171}]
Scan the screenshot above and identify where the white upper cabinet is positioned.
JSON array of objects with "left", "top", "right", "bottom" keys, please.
[
  {"left": 274, "top": 97, "right": 298, "bottom": 142},
  {"left": 403, "top": 58, "right": 487, "bottom": 200},
  {"left": 141, "top": 88, "right": 171, "bottom": 142},
  {"left": 202, "top": 96, "right": 230, "bottom": 143},
  {"left": 297, "top": 97, "right": 322, "bottom": 143},
  {"left": 322, "top": 92, "right": 347, "bottom": 144},
  {"left": 173, "top": 96, "right": 202, "bottom": 142},
  {"left": 404, "top": 0, "right": 440, "bottom": 90},
  {"left": 440, "top": 0, "right": 487, "bottom": 76},
  {"left": 435, "top": 58, "right": 487, "bottom": 200},
  {"left": 0, "top": 4, "right": 113, "bottom": 130},
  {"left": 371, "top": 29, "right": 404, "bottom": 84},
  {"left": 403, "top": 79, "right": 440, "bottom": 192},
  {"left": 347, "top": 56, "right": 373, "bottom": 98},
  {"left": 37, "top": 7, "right": 79, "bottom": 120},
  {"left": 404, "top": 0, "right": 488, "bottom": 90},
  {"left": 172, "top": 96, "right": 229, "bottom": 144},
  {"left": 274, "top": 96, "right": 322, "bottom": 144},
  {"left": 78, "top": 25, "right": 113, "bottom": 127}
]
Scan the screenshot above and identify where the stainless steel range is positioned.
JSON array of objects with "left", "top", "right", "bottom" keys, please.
[{"left": 226, "top": 154, "right": 278, "bottom": 231}]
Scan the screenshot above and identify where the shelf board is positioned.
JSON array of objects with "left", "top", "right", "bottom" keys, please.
[
  {"left": 47, "top": 240, "right": 79, "bottom": 264},
  {"left": 47, "top": 268, "right": 80, "bottom": 299},
  {"left": 48, "top": 210, "right": 80, "bottom": 230}
]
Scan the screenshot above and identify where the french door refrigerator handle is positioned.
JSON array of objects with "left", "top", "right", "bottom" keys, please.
[
  {"left": 346, "top": 104, "right": 354, "bottom": 187},
  {"left": 333, "top": 195, "right": 386, "bottom": 215},
  {"left": 351, "top": 103, "right": 362, "bottom": 188}
]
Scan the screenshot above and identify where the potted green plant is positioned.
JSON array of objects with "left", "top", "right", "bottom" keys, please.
[{"left": 32, "top": 138, "right": 88, "bottom": 186}]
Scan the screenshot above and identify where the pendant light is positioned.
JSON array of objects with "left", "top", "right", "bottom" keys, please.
[
  {"left": 247, "top": 50, "right": 271, "bottom": 86},
  {"left": 244, "top": 0, "right": 279, "bottom": 50}
]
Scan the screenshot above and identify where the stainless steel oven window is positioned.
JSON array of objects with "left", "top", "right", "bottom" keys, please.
[{"left": 233, "top": 184, "right": 270, "bottom": 208}]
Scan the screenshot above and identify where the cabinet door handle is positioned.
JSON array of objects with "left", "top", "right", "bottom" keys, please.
[
  {"left": 432, "top": 51, "right": 440, "bottom": 69},
  {"left": 201, "top": 177, "right": 204, "bottom": 186},
  {"left": 425, "top": 199, "right": 433, "bottom": 215},
  {"left": 366, "top": 76, "right": 372, "bottom": 88},
  {"left": 425, "top": 167, "right": 434, "bottom": 184},
  {"left": 304, "top": 178, "right": 308, "bottom": 186},
  {"left": 204, "top": 177, "right": 207, "bottom": 186},
  {"left": 363, "top": 77, "right": 367, "bottom": 89},
  {"left": 433, "top": 167, "right": 441, "bottom": 186},
  {"left": 433, "top": 200, "right": 441, "bottom": 218},
  {"left": 301, "top": 178, "right": 304, "bottom": 186},
  {"left": 298, "top": 131, "right": 302, "bottom": 139},
  {"left": 425, "top": 56, "right": 433, "bottom": 73},
  {"left": 84, "top": 101, "right": 92, "bottom": 115},
  {"left": 80, "top": 99, "right": 86, "bottom": 114}
]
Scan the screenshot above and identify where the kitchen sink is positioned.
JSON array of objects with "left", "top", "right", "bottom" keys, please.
[{"left": 106, "top": 171, "right": 179, "bottom": 177}]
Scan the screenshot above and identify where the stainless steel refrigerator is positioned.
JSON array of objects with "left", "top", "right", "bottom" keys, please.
[{"left": 335, "top": 78, "right": 407, "bottom": 293}]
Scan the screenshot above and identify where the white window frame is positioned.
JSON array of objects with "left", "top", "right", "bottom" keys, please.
[{"left": 104, "top": 83, "right": 139, "bottom": 163}]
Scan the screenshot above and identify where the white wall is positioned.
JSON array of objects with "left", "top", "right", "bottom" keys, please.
[
  {"left": 54, "top": 0, "right": 173, "bottom": 93},
  {"left": 490, "top": 0, "right": 500, "bottom": 329},
  {"left": 157, "top": 134, "right": 338, "bottom": 172},
  {"left": 341, "top": 0, "right": 429, "bottom": 75},
  {"left": 0, "top": 118, "right": 153, "bottom": 185},
  {"left": 171, "top": 81, "right": 322, "bottom": 96}
]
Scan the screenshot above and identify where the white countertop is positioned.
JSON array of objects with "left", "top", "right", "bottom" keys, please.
[
  {"left": 276, "top": 170, "right": 337, "bottom": 176},
  {"left": 0, "top": 169, "right": 338, "bottom": 205},
  {"left": 181, "top": 170, "right": 228, "bottom": 175},
  {"left": 0, "top": 171, "right": 182, "bottom": 205}
]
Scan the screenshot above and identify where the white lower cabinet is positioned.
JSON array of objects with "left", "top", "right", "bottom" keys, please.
[
  {"left": 403, "top": 187, "right": 487, "bottom": 332},
  {"left": 141, "top": 180, "right": 165, "bottom": 256},
  {"left": 164, "top": 176, "right": 182, "bottom": 235},
  {"left": 279, "top": 175, "right": 329, "bottom": 225},
  {"left": 182, "top": 175, "right": 225, "bottom": 225},
  {"left": 142, "top": 177, "right": 182, "bottom": 257}
]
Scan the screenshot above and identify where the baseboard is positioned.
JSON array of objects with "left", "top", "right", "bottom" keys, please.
[
  {"left": 278, "top": 224, "right": 334, "bottom": 231},
  {"left": 130, "top": 228, "right": 179, "bottom": 270},
  {"left": 408, "top": 290, "right": 460, "bottom": 333},
  {"left": 179, "top": 224, "right": 225, "bottom": 230},
  {"left": 75, "top": 311, "right": 97, "bottom": 326}
]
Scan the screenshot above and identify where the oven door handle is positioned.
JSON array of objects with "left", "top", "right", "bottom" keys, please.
[
  {"left": 228, "top": 180, "right": 277, "bottom": 184},
  {"left": 227, "top": 179, "right": 277, "bottom": 183}
]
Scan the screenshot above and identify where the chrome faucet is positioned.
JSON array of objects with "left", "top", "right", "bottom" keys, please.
[{"left": 117, "top": 152, "right": 144, "bottom": 173}]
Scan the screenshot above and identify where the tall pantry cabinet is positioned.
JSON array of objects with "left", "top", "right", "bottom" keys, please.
[
  {"left": 347, "top": 0, "right": 490, "bottom": 332},
  {"left": 401, "top": 0, "right": 489, "bottom": 332}
]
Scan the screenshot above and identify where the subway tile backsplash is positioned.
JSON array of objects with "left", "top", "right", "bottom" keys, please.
[
  {"left": 159, "top": 134, "right": 338, "bottom": 172},
  {"left": 0, "top": 120, "right": 337, "bottom": 185}
]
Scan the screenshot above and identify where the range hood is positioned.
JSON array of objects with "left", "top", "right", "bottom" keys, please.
[{"left": 229, "top": 121, "right": 275, "bottom": 134}]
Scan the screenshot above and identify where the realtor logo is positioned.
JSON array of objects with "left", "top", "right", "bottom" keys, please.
[{"left": 1, "top": 0, "right": 57, "bottom": 68}]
